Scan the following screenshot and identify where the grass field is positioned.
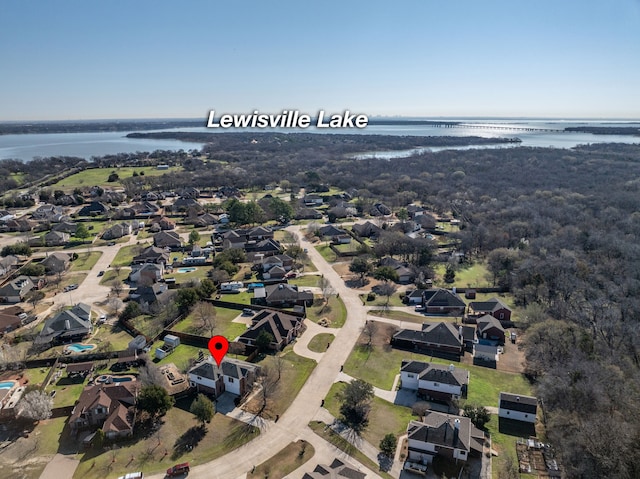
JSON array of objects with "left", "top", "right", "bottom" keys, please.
[
  {"left": 360, "top": 292, "right": 405, "bottom": 308},
  {"left": 315, "top": 244, "right": 338, "bottom": 262},
  {"left": 99, "top": 268, "right": 130, "bottom": 285},
  {"left": 306, "top": 296, "right": 347, "bottom": 328},
  {"left": 111, "top": 243, "right": 151, "bottom": 267},
  {"left": 433, "top": 262, "right": 491, "bottom": 288},
  {"left": 170, "top": 306, "right": 248, "bottom": 341},
  {"left": 246, "top": 350, "right": 316, "bottom": 418},
  {"left": 73, "top": 397, "right": 258, "bottom": 479},
  {"left": 247, "top": 440, "right": 314, "bottom": 478},
  {"left": 69, "top": 251, "right": 102, "bottom": 271},
  {"left": 52, "top": 166, "right": 181, "bottom": 190},
  {"left": 289, "top": 274, "right": 322, "bottom": 288},
  {"left": 307, "top": 333, "right": 335, "bottom": 353},
  {"left": 324, "top": 381, "right": 415, "bottom": 448}
]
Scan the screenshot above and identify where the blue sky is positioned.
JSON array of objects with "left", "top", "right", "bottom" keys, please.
[{"left": 1, "top": 0, "right": 639, "bottom": 120}]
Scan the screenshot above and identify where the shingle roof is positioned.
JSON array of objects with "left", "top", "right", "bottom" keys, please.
[
  {"left": 240, "top": 309, "right": 302, "bottom": 345},
  {"left": 422, "top": 289, "right": 466, "bottom": 308},
  {"left": 408, "top": 412, "right": 472, "bottom": 452},
  {"left": 499, "top": 392, "right": 538, "bottom": 413},
  {"left": 477, "top": 315, "right": 505, "bottom": 335}
]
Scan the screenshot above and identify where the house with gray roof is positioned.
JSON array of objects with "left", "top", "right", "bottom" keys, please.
[
  {"left": 406, "top": 411, "right": 484, "bottom": 466},
  {"left": 302, "top": 459, "right": 365, "bottom": 479},
  {"left": 476, "top": 314, "right": 506, "bottom": 344},
  {"left": 44, "top": 230, "right": 69, "bottom": 246},
  {"left": 41, "top": 252, "right": 72, "bottom": 274},
  {"left": 421, "top": 288, "right": 466, "bottom": 315},
  {"left": 392, "top": 322, "right": 464, "bottom": 359},
  {"left": 36, "top": 303, "right": 92, "bottom": 345},
  {"left": 400, "top": 360, "right": 469, "bottom": 402},
  {"left": 0, "top": 275, "right": 34, "bottom": 303},
  {"left": 188, "top": 357, "right": 260, "bottom": 398},
  {"left": 468, "top": 297, "right": 512, "bottom": 322},
  {"left": 238, "top": 309, "right": 304, "bottom": 351},
  {"left": 498, "top": 392, "right": 538, "bottom": 424}
]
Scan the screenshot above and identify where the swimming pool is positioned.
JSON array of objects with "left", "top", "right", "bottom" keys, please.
[
  {"left": 0, "top": 381, "right": 16, "bottom": 389},
  {"left": 96, "top": 375, "right": 134, "bottom": 383},
  {"left": 66, "top": 343, "right": 97, "bottom": 353},
  {"left": 177, "top": 267, "right": 197, "bottom": 273}
]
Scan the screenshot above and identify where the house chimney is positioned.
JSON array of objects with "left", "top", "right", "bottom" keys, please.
[
  {"left": 449, "top": 364, "right": 454, "bottom": 372},
  {"left": 453, "top": 418, "right": 460, "bottom": 445}
]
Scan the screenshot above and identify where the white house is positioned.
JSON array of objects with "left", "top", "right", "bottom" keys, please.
[
  {"left": 406, "top": 412, "right": 484, "bottom": 466},
  {"left": 400, "top": 360, "right": 469, "bottom": 402},
  {"left": 188, "top": 357, "right": 260, "bottom": 398},
  {"left": 498, "top": 392, "right": 538, "bottom": 423}
]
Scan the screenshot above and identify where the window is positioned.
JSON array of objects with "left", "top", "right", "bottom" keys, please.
[
  {"left": 499, "top": 312, "right": 504, "bottom": 319},
  {"left": 524, "top": 414, "right": 528, "bottom": 418},
  {"left": 433, "top": 382, "right": 439, "bottom": 387},
  {"left": 197, "top": 376, "right": 202, "bottom": 380},
  {"left": 407, "top": 374, "right": 414, "bottom": 378},
  {"left": 228, "top": 377, "right": 234, "bottom": 383},
  {"left": 506, "top": 411, "right": 510, "bottom": 415}
]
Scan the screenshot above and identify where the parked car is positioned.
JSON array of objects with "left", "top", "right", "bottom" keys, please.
[
  {"left": 166, "top": 462, "right": 190, "bottom": 476},
  {"left": 242, "top": 308, "right": 255, "bottom": 316},
  {"left": 98, "top": 314, "right": 107, "bottom": 324},
  {"left": 63, "top": 284, "right": 79, "bottom": 292},
  {"left": 97, "top": 270, "right": 105, "bottom": 277}
]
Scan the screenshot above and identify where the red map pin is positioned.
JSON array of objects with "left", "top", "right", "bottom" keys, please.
[{"left": 208, "top": 335, "right": 229, "bottom": 367}]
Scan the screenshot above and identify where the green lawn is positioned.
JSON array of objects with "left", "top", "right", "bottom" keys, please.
[
  {"left": 247, "top": 440, "right": 314, "bottom": 478},
  {"left": 289, "top": 274, "right": 322, "bottom": 288},
  {"left": 333, "top": 242, "right": 360, "bottom": 254},
  {"left": 111, "top": 243, "right": 151, "bottom": 267},
  {"left": 52, "top": 166, "right": 181, "bottom": 190},
  {"left": 99, "top": 268, "right": 130, "bottom": 285},
  {"left": 215, "top": 291, "right": 253, "bottom": 305},
  {"left": 46, "top": 376, "right": 88, "bottom": 408},
  {"left": 324, "top": 381, "right": 415, "bottom": 448},
  {"left": 360, "top": 292, "right": 405, "bottom": 308},
  {"left": 73, "top": 398, "right": 258, "bottom": 479},
  {"left": 308, "top": 421, "right": 394, "bottom": 479},
  {"left": 315, "top": 244, "right": 338, "bottom": 262},
  {"left": 69, "top": 251, "right": 103, "bottom": 271},
  {"left": 305, "top": 296, "right": 347, "bottom": 328},
  {"left": 307, "top": 333, "right": 335, "bottom": 353},
  {"left": 247, "top": 350, "right": 316, "bottom": 418},
  {"left": 92, "top": 324, "right": 135, "bottom": 351},
  {"left": 151, "top": 341, "right": 209, "bottom": 372},
  {"left": 485, "top": 415, "right": 538, "bottom": 479},
  {"left": 170, "top": 306, "right": 248, "bottom": 341},
  {"left": 344, "top": 324, "right": 533, "bottom": 407},
  {"left": 433, "top": 262, "right": 491, "bottom": 288},
  {"left": 22, "top": 367, "right": 51, "bottom": 387},
  {"left": 367, "top": 309, "right": 457, "bottom": 324}
]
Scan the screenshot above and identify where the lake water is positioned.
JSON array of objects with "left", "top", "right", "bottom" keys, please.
[{"left": 0, "top": 119, "right": 638, "bottom": 161}]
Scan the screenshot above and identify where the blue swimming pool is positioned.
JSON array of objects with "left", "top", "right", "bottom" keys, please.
[
  {"left": 0, "top": 381, "right": 16, "bottom": 389},
  {"left": 66, "top": 343, "right": 97, "bottom": 353},
  {"left": 177, "top": 267, "right": 197, "bottom": 273}
]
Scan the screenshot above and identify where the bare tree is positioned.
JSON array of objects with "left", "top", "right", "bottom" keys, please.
[
  {"left": 274, "top": 355, "right": 286, "bottom": 382},
  {"left": 259, "top": 365, "right": 280, "bottom": 414},
  {"left": 17, "top": 390, "right": 53, "bottom": 421},
  {"left": 138, "top": 359, "right": 165, "bottom": 386},
  {"left": 377, "top": 282, "right": 397, "bottom": 307},
  {"left": 193, "top": 301, "right": 217, "bottom": 336},
  {"left": 110, "top": 279, "right": 124, "bottom": 297},
  {"left": 108, "top": 296, "right": 123, "bottom": 317},
  {"left": 362, "top": 320, "right": 378, "bottom": 348}
]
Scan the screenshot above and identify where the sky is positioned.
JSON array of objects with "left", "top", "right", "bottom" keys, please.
[{"left": 1, "top": 0, "right": 639, "bottom": 121}]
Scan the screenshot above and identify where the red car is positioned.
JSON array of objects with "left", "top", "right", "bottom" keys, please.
[{"left": 166, "top": 463, "right": 190, "bottom": 476}]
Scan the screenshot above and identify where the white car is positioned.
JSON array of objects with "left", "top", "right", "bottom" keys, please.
[{"left": 98, "top": 314, "right": 107, "bottom": 324}]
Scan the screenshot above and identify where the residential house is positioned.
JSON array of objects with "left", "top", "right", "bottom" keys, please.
[
  {"left": 102, "top": 222, "right": 132, "bottom": 241},
  {"left": 32, "top": 204, "right": 64, "bottom": 222},
  {"left": 179, "top": 186, "right": 200, "bottom": 199},
  {"left": 253, "top": 283, "right": 314, "bottom": 308},
  {"left": 467, "top": 297, "right": 512, "bottom": 323},
  {"left": 304, "top": 194, "right": 324, "bottom": 207},
  {"left": 149, "top": 216, "right": 176, "bottom": 231},
  {"left": 294, "top": 208, "right": 322, "bottom": 220},
  {"left": 263, "top": 265, "right": 286, "bottom": 280},
  {"left": 118, "top": 201, "right": 159, "bottom": 219},
  {"left": 0, "top": 256, "right": 18, "bottom": 278},
  {"left": 392, "top": 322, "right": 464, "bottom": 359},
  {"left": 317, "top": 225, "right": 346, "bottom": 239},
  {"left": 498, "top": 392, "right": 538, "bottom": 424},
  {"left": 153, "top": 230, "right": 182, "bottom": 249},
  {"left": 302, "top": 459, "right": 366, "bottom": 479},
  {"left": 0, "top": 307, "right": 24, "bottom": 334},
  {"left": 193, "top": 213, "right": 219, "bottom": 227},
  {"left": 129, "top": 263, "right": 164, "bottom": 284},
  {"left": 421, "top": 289, "right": 466, "bottom": 315},
  {"left": 245, "top": 238, "right": 282, "bottom": 256},
  {"left": 129, "top": 283, "right": 173, "bottom": 311},
  {"left": 379, "top": 257, "right": 414, "bottom": 284},
  {"left": 406, "top": 412, "right": 484, "bottom": 466},
  {"left": 78, "top": 201, "right": 109, "bottom": 217},
  {"left": 41, "top": 252, "right": 72, "bottom": 274},
  {"left": 188, "top": 357, "right": 260, "bottom": 398},
  {"left": 5, "top": 217, "right": 35, "bottom": 232},
  {"left": 69, "top": 381, "right": 139, "bottom": 439},
  {"left": 476, "top": 315, "right": 506, "bottom": 344},
  {"left": 352, "top": 221, "right": 382, "bottom": 239},
  {"left": 51, "top": 221, "right": 78, "bottom": 235},
  {"left": 400, "top": 360, "right": 469, "bottom": 402},
  {"left": 221, "top": 230, "right": 245, "bottom": 249},
  {"left": 36, "top": 303, "right": 92, "bottom": 345},
  {"left": 0, "top": 276, "right": 34, "bottom": 303},
  {"left": 370, "top": 202, "right": 391, "bottom": 216},
  {"left": 132, "top": 246, "right": 170, "bottom": 264},
  {"left": 246, "top": 226, "right": 274, "bottom": 241},
  {"left": 171, "top": 197, "right": 201, "bottom": 213},
  {"left": 44, "top": 230, "right": 69, "bottom": 246},
  {"left": 238, "top": 309, "right": 305, "bottom": 351},
  {"left": 260, "top": 254, "right": 293, "bottom": 274}
]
